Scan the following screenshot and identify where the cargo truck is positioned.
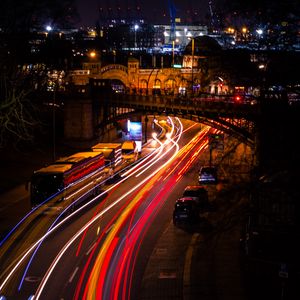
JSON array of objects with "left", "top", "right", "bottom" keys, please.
[
  {"left": 92, "top": 143, "right": 122, "bottom": 168},
  {"left": 121, "top": 140, "right": 138, "bottom": 162},
  {"left": 29, "top": 151, "right": 106, "bottom": 207}
]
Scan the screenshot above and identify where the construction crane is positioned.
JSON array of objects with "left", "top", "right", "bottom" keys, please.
[
  {"left": 208, "top": 1, "right": 215, "bottom": 29},
  {"left": 208, "top": 0, "right": 220, "bottom": 32},
  {"left": 168, "top": 0, "right": 176, "bottom": 42}
]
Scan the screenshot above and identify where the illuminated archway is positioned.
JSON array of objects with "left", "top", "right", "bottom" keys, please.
[
  {"left": 164, "top": 78, "right": 176, "bottom": 95},
  {"left": 152, "top": 79, "right": 161, "bottom": 95},
  {"left": 139, "top": 79, "right": 148, "bottom": 95}
]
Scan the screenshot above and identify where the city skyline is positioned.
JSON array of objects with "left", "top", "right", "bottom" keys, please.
[{"left": 75, "top": 0, "right": 211, "bottom": 26}]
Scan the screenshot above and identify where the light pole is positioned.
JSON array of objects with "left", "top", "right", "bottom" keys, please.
[
  {"left": 113, "top": 50, "right": 116, "bottom": 64},
  {"left": 52, "top": 81, "right": 56, "bottom": 161},
  {"left": 134, "top": 24, "right": 139, "bottom": 50},
  {"left": 50, "top": 71, "right": 61, "bottom": 162},
  {"left": 45, "top": 25, "right": 52, "bottom": 38},
  {"left": 191, "top": 37, "right": 195, "bottom": 95},
  {"left": 172, "top": 40, "right": 175, "bottom": 66},
  {"left": 256, "top": 28, "right": 263, "bottom": 50}
]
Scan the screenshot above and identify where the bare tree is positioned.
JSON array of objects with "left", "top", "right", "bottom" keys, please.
[{"left": 0, "top": 0, "right": 78, "bottom": 148}]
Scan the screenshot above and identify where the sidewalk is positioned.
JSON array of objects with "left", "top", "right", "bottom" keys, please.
[{"left": 140, "top": 138, "right": 252, "bottom": 300}]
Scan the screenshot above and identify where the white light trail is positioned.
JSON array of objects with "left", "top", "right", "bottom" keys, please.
[
  {"left": 0, "top": 117, "right": 182, "bottom": 297},
  {"left": 33, "top": 123, "right": 182, "bottom": 300}
]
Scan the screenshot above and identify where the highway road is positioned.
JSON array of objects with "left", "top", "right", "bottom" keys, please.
[{"left": 0, "top": 117, "right": 212, "bottom": 300}]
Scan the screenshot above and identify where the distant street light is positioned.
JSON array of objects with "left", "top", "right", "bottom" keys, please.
[
  {"left": 134, "top": 24, "right": 139, "bottom": 50},
  {"left": 256, "top": 29, "right": 263, "bottom": 36},
  {"left": 45, "top": 25, "right": 52, "bottom": 38},
  {"left": 256, "top": 29, "right": 264, "bottom": 50},
  {"left": 113, "top": 50, "right": 116, "bottom": 64},
  {"left": 89, "top": 50, "right": 96, "bottom": 58}
]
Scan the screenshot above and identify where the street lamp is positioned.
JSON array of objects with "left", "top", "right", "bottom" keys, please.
[
  {"left": 256, "top": 29, "right": 263, "bottom": 50},
  {"left": 89, "top": 50, "right": 96, "bottom": 58},
  {"left": 49, "top": 72, "right": 58, "bottom": 161},
  {"left": 191, "top": 37, "right": 195, "bottom": 95},
  {"left": 256, "top": 28, "right": 263, "bottom": 36},
  {"left": 134, "top": 24, "right": 139, "bottom": 50},
  {"left": 113, "top": 50, "right": 116, "bottom": 64},
  {"left": 172, "top": 40, "right": 175, "bottom": 66},
  {"left": 52, "top": 81, "right": 56, "bottom": 161},
  {"left": 45, "top": 25, "right": 52, "bottom": 38}
]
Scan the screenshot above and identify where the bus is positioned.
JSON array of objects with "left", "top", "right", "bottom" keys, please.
[{"left": 30, "top": 151, "right": 106, "bottom": 207}]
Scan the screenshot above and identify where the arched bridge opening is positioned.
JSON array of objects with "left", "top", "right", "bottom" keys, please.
[
  {"left": 100, "top": 64, "right": 129, "bottom": 88},
  {"left": 95, "top": 93, "right": 258, "bottom": 147}
]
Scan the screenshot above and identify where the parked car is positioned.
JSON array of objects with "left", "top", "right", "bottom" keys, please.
[
  {"left": 198, "top": 166, "right": 218, "bottom": 184},
  {"left": 173, "top": 197, "right": 200, "bottom": 225},
  {"left": 182, "top": 185, "right": 209, "bottom": 212}
]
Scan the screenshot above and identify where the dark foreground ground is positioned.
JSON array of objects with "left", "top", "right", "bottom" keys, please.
[{"left": 0, "top": 129, "right": 299, "bottom": 300}]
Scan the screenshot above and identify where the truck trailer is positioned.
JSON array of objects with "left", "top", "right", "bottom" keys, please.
[{"left": 92, "top": 143, "right": 122, "bottom": 168}]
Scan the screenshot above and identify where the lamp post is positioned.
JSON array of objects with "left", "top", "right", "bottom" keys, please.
[
  {"left": 134, "top": 24, "right": 139, "bottom": 50},
  {"left": 45, "top": 25, "right": 52, "bottom": 38},
  {"left": 172, "top": 40, "right": 175, "bottom": 66},
  {"left": 113, "top": 50, "right": 116, "bottom": 64},
  {"left": 256, "top": 28, "right": 263, "bottom": 50},
  {"left": 191, "top": 37, "right": 195, "bottom": 96},
  {"left": 50, "top": 73, "right": 58, "bottom": 162},
  {"left": 52, "top": 81, "right": 56, "bottom": 161}
]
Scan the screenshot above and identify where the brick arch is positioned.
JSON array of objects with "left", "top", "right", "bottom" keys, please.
[
  {"left": 140, "top": 79, "right": 148, "bottom": 89},
  {"left": 164, "top": 76, "right": 178, "bottom": 94},
  {"left": 100, "top": 64, "right": 129, "bottom": 87}
]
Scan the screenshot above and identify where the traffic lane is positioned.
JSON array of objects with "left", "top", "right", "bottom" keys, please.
[
  {"left": 78, "top": 125, "right": 209, "bottom": 299},
  {"left": 0, "top": 118, "right": 202, "bottom": 299},
  {"left": 31, "top": 119, "right": 204, "bottom": 298},
  {"left": 0, "top": 118, "right": 171, "bottom": 297},
  {"left": 20, "top": 123, "right": 183, "bottom": 298},
  {"left": 0, "top": 124, "right": 171, "bottom": 286}
]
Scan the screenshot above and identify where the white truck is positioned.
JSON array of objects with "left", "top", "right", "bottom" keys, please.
[{"left": 121, "top": 140, "right": 138, "bottom": 162}]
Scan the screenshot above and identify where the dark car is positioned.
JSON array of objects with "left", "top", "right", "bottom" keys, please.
[
  {"left": 198, "top": 166, "right": 218, "bottom": 184},
  {"left": 173, "top": 197, "right": 200, "bottom": 225},
  {"left": 182, "top": 185, "right": 209, "bottom": 212}
]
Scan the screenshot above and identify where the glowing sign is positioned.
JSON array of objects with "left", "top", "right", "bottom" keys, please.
[{"left": 128, "top": 121, "right": 142, "bottom": 152}]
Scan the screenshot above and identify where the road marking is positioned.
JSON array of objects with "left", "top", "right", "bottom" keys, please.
[
  {"left": 68, "top": 266, "right": 79, "bottom": 283},
  {"left": 24, "top": 276, "right": 40, "bottom": 283},
  {"left": 183, "top": 233, "right": 201, "bottom": 300},
  {"left": 105, "top": 223, "right": 115, "bottom": 234},
  {"left": 86, "top": 242, "right": 96, "bottom": 256}
]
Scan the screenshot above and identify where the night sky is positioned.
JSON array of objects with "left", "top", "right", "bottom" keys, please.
[{"left": 76, "top": 0, "right": 210, "bottom": 26}]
